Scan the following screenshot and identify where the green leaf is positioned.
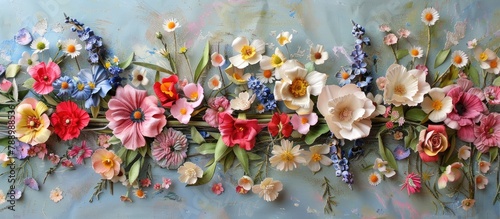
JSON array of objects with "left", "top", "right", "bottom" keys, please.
[
  {"left": 214, "top": 137, "right": 230, "bottom": 162},
  {"left": 133, "top": 62, "right": 175, "bottom": 75},
  {"left": 0, "top": 138, "right": 9, "bottom": 147},
  {"left": 197, "top": 143, "right": 216, "bottom": 155},
  {"left": 305, "top": 62, "right": 315, "bottom": 72},
  {"left": 126, "top": 150, "right": 138, "bottom": 165},
  {"left": 155, "top": 71, "right": 160, "bottom": 83},
  {"left": 476, "top": 150, "right": 482, "bottom": 161},
  {"left": 434, "top": 49, "right": 451, "bottom": 68},
  {"left": 396, "top": 49, "right": 409, "bottom": 60},
  {"left": 223, "top": 152, "right": 235, "bottom": 172},
  {"left": 493, "top": 76, "right": 500, "bottom": 86},
  {"left": 409, "top": 133, "right": 419, "bottom": 152},
  {"left": 0, "top": 94, "right": 10, "bottom": 104},
  {"left": 403, "top": 126, "right": 414, "bottom": 148},
  {"left": 190, "top": 126, "right": 205, "bottom": 144},
  {"left": 193, "top": 41, "right": 210, "bottom": 83},
  {"left": 90, "top": 105, "right": 99, "bottom": 119},
  {"left": 191, "top": 162, "right": 216, "bottom": 186},
  {"left": 18, "top": 90, "right": 29, "bottom": 100},
  {"left": 443, "top": 135, "right": 455, "bottom": 164},
  {"left": 466, "top": 65, "right": 480, "bottom": 87},
  {"left": 138, "top": 146, "right": 147, "bottom": 157},
  {"left": 116, "top": 147, "right": 127, "bottom": 160},
  {"left": 247, "top": 152, "right": 262, "bottom": 161},
  {"left": 305, "top": 124, "right": 330, "bottom": 145},
  {"left": 6, "top": 64, "right": 20, "bottom": 78},
  {"left": 440, "top": 65, "right": 459, "bottom": 87},
  {"left": 128, "top": 160, "right": 141, "bottom": 184},
  {"left": 118, "top": 52, "right": 134, "bottom": 69},
  {"left": 377, "top": 126, "right": 388, "bottom": 160},
  {"left": 43, "top": 95, "right": 58, "bottom": 106},
  {"left": 384, "top": 147, "right": 398, "bottom": 171},
  {"left": 233, "top": 146, "right": 250, "bottom": 174},
  {"left": 392, "top": 106, "right": 404, "bottom": 120},
  {"left": 208, "top": 132, "right": 221, "bottom": 140},
  {"left": 12, "top": 79, "right": 18, "bottom": 102},
  {"left": 405, "top": 108, "right": 428, "bottom": 122},
  {"left": 489, "top": 147, "right": 498, "bottom": 162},
  {"left": 108, "top": 135, "right": 121, "bottom": 145}
]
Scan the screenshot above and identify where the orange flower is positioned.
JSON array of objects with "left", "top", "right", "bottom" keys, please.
[{"left": 91, "top": 149, "right": 122, "bottom": 180}]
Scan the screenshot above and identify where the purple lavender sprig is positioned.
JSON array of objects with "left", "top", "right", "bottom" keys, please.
[{"left": 64, "top": 14, "right": 104, "bottom": 64}]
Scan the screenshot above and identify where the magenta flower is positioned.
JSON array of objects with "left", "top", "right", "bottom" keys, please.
[
  {"left": 151, "top": 128, "right": 188, "bottom": 169},
  {"left": 444, "top": 86, "right": 484, "bottom": 142},
  {"left": 106, "top": 85, "right": 167, "bottom": 150},
  {"left": 183, "top": 83, "right": 204, "bottom": 108},
  {"left": 67, "top": 141, "right": 93, "bottom": 165},
  {"left": 484, "top": 86, "right": 500, "bottom": 105},
  {"left": 474, "top": 113, "right": 500, "bottom": 153},
  {"left": 290, "top": 113, "right": 318, "bottom": 134},
  {"left": 171, "top": 98, "right": 194, "bottom": 124},
  {"left": 203, "top": 96, "right": 233, "bottom": 128},
  {"left": 401, "top": 173, "right": 421, "bottom": 196}
]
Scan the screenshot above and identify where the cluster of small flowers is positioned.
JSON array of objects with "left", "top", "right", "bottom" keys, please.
[
  {"left": 106, "top": 60, "right": 125, "bottom": 89},
  {"left": 329, "top": 140, "right": 354, "bottom": 188},
  {"left": 64, "top": 15, "right": 103, "bottom": 64},
  {"left": 247, "top": 76, "right": 276, "bottom": 111}
]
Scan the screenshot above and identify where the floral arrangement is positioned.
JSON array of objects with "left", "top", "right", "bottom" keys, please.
[{"left": 0, "top": 7, "right": 499, "bottom": 215}]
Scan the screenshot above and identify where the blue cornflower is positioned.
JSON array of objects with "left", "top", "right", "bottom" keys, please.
[
  {"left": 393, "top": 145, "right": 411, "bottom": 160},
  {"left": 335, "top": 68, "right": 355, "bottom": 86},
  {"left": 356, "top": 76, "right": 372, "bottom": 88},
  {"left": 78, "top": 65, "right": 112, "bottom": 108},
  {"left": 356, "top": 36, "right": 371, "bottom": 46},
  {"left": 108, "top": 66, "right": 123, "bottom": 76},
  {"left": 71, "top": 80, "right": 91, "bottom": 100},
  {"left": 247, "top": 76, "right": 262, "bottom": 90},
  {"left": 264, "top": 96, "right": 276, "bottom": 111},
  {"left": 89, "top": 52, "right": 99, "bottom": 63},
  {"left": 52, "top": 76, "right": 75, "bottom": 97}
]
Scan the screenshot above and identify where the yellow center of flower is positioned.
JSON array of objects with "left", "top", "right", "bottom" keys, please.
[
  {"left": 36, "top": 42, "right": 45, "bottom": 50},
  {"left": 61, "top": 82, "right": 69, "bottom": 89},
  {"left": 411, "top": 49, "right": 419, "bottom": 56},
  {"left": 280, "top": 151, "right": 294, "bottom": 161},
  {"left": 105, "top": 61, "right": 111, "bottom": 69},
  {"left": 454, "top": 55, "right": 463, "bottom": 64},
  {"left": 394, "top": 84, "right": 406, "bottom": 95},
  {"left": 289, "top": 78, "right": 309, "bottom": 97},
  {"left": 312, "top": 153, "right": 322, "bottom": 162},
  {"left": 190, "top": 92, "right": 198, "bottom": 101},
  {"left": 479, "top": 52, "right": 488, "bottom": 62},
  {"left": 314, "top": 52, "right": 322, "bottom": 60},
  {"left": 278, "top": 36, "right": 288, "bottom": 45},
  {"left": 77, "top": 83, "right": 85, "bottom": 91},
  {"left": 28, "top": 59, "right": 33, "bottom": 65},
  {"left": 113, "top": 57, "right": 119, "bottom": 63},
  {"left": 167, "top": 21, "right": 176, "bottom": 30},
  {"left": 489, "top": 128, "right": 494, "bottom": 134},
  {"left": 186, "top": 168, "right": 197, "bottom": 177},
  {"left": 432, "top": 100, "right": 443, "bottom": 110},
  {"left": 301, "top": 117, "right": 308, "bottom": 124},
  {"left": 369, "top": 174, "right": 379, "bottom": 183},
  {"left": 133, "top": 111, "right": 142, "bottom": 119},
  {"left": 233, "top": 73, "right": 243, "bottom": 81},
  {"left": 240, "top": 45, "right": 256, "bottom": 60},
  {"left": 271, "top": 54, "right": 283, "bottom": 67},
  {"left": 67, "top": 44, "right": 76, "bottom": 53},
  {"left": 256, "top": 104, "right": 265, "bottom": 111},
  {"left": 425, "top": 13, "right": 434, "bottom": 22},
  {"left": 263, "top": 70, "right": 273, "bottom": 78},
  {"left": 180, "top": 108, "right": 187, "bottom": 115},
  {"left": 102, "top": 158, "right": 113, "bottom": 168},
  {"left": 211, "top": 78, "right": 220, "bottom": 87},
  {"left": 160, "top": 82, "right": 174, "bottom": 96},
  {"left": 341, "top": 71, "right": 350, "bottom": 80},
  {"left": 377, "top": 163, "right": 384, "bottom": 168},
  {"left": 88, "top": 82, "right": 95, "bottom": 89},
  {"left": 179, "top": 47, "right": 187, "bottom": 54},
  {"left": 490, "top": 59, "right": 498, "bottom": 68}
]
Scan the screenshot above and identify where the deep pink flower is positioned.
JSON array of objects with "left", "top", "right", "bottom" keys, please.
[
  {"left": 415, "top": 64, "right": 428, "bottom": 74},
  {"left": 67, "top": 141, "right": 93, "bottom": 165},
  {"left": 29, "top": 61, "right": 61, "bottom": 95},
  {"left": 401, "top": 173, "right": 421, "bottom": 195},
  {"left": 48, "top": 153, "right": 60, "bottom": 164},
  {"left": 218, "top": 113, "right": 262, "bottom": 151},
  {"left": 474, "top": 113, "right": 500, "bottom": 153},
  {"left": 151, "top": 128, "right": 188, "bottom": 169},
  {"left": 154, "top": 183, "right": 162, "bottom": 190},
  {"left": 445, "top": 86, "right": 484, "bottom": 142},
  {"left": 140, "top": 178, "right": 151, "bottom": 187},
  {"left": 212, "top": 183, "right": 224, "bottom": 195},
  {"left": 203, "top": 96, "right": 233, "bottom": 128},
  {"left": 484, "top": 86, "right": 500, "bottom": 105},
  {"left": 28, "top": 143, "right": 47, "bottom": 159},
  {"left": 105, "top": 85, "right": 167, "bottom": 150},
  {"left": 61, "top": 158, "right": 74, "bottom": 168}
]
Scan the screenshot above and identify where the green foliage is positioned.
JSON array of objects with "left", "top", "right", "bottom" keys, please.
[
  {"left": 396, "top": 49, "right": 409, "bottom": 60},
  {"left": 6, "top": 64, "right": 20, "bottom": 78},
  {"left": 190, "top": 127, "right": 206, "bottom": 144},
  {"left": 305, "top": 124, "right": 330, "bottom": 145},
  {"left": 193, "top": 41, "right": 210, "bottom": 83},
  {"left": 405, "top": 108, "right": 428, "bottom": 123},
  {"left": 118, "top": 52, "right": 134, "bottom": 69},
  {"left": 133, "top": 62, "right": 175, "bottom": 75},
  {"left": 434, "top": 49, "right": 450, "bottom": 68}
]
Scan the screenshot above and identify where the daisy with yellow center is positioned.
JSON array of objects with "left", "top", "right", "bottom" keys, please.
[
  {"left": 368, "top": 172, "right": 382, "bottom": 186},
  {"left": 409, "top": 46, "right": 423, "bottom": 59},
  {"left": 451, "top": 50, "right": 468, "bottom": 68},
  {"left": 257, "top": 69, "right": 276, "bottom": 84},
  {"left": 30, "top": 37, "right": 50, "bottom": 54},
  {"left": 256, "top": 103, "right": 265, "bottom": 114},
  {"left": 229, "top": 36, "right": 265, "bottom": 69},
  {"left": 421, "top": 7, "right": 439, "bottom": 26},
  {"left": 301, "top": 144, "right": 332, "bottom": 172},
  {"left": 134, "top": 189, "right": 147, "bottom": 199},
  {"left": 276, "top": 31, "right": 292, "bottom": 46},
  {"left": 421, "top": 88, "right": 453, "bottom": 122},
  {"left": 164, "top": 18, "right": 180, "bottom": 32},
  {"left": 269, "top": 139, "right": 306, "bottom": 171}
]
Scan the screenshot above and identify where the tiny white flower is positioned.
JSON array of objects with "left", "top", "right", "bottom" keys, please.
[
  {"left": 31, "top": 37, "right": 50, "bottom": 53},
  {"left": 131, "top": 68, "right": 149, "bottom": 87},
  {"left": 230, "top": 91, "right": 256, "bottom": 111}
]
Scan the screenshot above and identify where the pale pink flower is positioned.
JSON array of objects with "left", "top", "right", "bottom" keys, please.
[
  {"left": 415, "top": 64, "right": 428, "bottom": 74},
  {"left": 475, "top": 174, "right": 488, "bottom": 189},
  {"left": 97, "top": 134, "right": 111, "bottom": 148},
  {"left": 290, "top": 113, "right": 318, "bottom": 134},
  {"left": 171, "top": 98, "right": 194, "bottom": 124},
  {"left": 91, "top": 149, "right": 122, "bottom": 180},
  {"left": 0, "top": 79, "right": 12, "bottom": 92},
  {"left": 484, "top": 86, "right": 500, "bottom": 104},
  {"left": 140, "top": 178, "right": 151, "bottom": 187},
  {"left": 438, "top": 162, "right": 463, "bottom": 189},
  {"left": 378, "top": 24, "right": 391, "bottom": 32},
  {"left": 211, "top": 52, "right": 226, "bottom": 67},
  {"left": 397, "top": 28, "right": 411, "bottom": 38},
  {"left": 383, "top": 33, "right": 398, "bottom": 45},
  {"left": 252, "top": 177, "right": 283, "bottom": 202},
  {"left": 162, "top": 177, "right": 172, "bottom": 189},
  {"left": 49, "top": 187, "right": 63, "bottom": 203},
  {"left": 376, "top": 77, "right": 387, "bottom": 90},
  {"left": 183, "top": 83, "right": 204, "bottom": 108},
  {"left": 203, "top": 96, "right": 233, "bottom": 128},
  {"left": 461, "top": 199, "right": 475, "bottom": 211},
  {"left": 458, "top": 145, "right": 471, "bottom": 160},
  {"left": 48, "top": 153, "right": 60, "bottom": 164},
  {"left": 467, "top": 39, "right": 477, "bottom": 49},
  {"left": 479, "top": 161, "right": 491, "bottom": 173},
  {"left": 238, "top": 176, "right": 254, "bottom": 191}
]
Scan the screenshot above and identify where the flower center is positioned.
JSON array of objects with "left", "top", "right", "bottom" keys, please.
[
  {"left": 341, "top": 71, "right": 350, "bottom": 80},
  {"left": 301, "top": 117, "right": 308, "bottom": 124},
  {"left": 432, "top": 100, "right": 443, "bottom": 110},
  {"left": 27, "top": 59, "right": 33, "bottom": 65},
  {"left": 211, "top": 78, "right": 219, "bottom": 87},
  {"left": 263, "top": 70, "right": 273, "bottom": 78},
  {"left": 218, "top": 106, "right": 225, "bottom": 112},
  {"left": 102, "top": 158, "right": 113, "bottom": 168},
  {"left": 233, "top": 73, "right": 243, "bottom": 80},
  {"left": 43, "top": 75, "right": 49, "bottom": 81},
  {"left": 479, "top": 52, "right": 488, "bottom": 62},
  {"left": 136, "top": 189, "right": 144, "bottom": 197},
  {"left": 214, "top": 55, "right": 223, "bottom": 64},
  {"left": 278, "top": 36, "right": 288, "bottom": 45},
  {"left": 88, "top": 82, "right": 96, "bottom": 89},
  {"left": 271, "top": 54, "right": 283, "bottom": 67},
  {"left": 377, "top": 163, "right": 384, "bottom": 168},
  {"left": 160, "top": 82, "right": 174, "bottom": 97},
  {"left": 370, "top": 174, "right": 379, "bottom": 183},
  {"left": 257, "top": 104, "right": 265, "bottom": 112},
  {"left": 454, "top": 55, "right": 463, "bottom": 64},
  {"left": 489, "top": 128, "right": 494, "bottom": 134},
  {"left": 394, "top": 84, "right": 406, "bottom": 95},
  {"left": 411, "top": 49, "right": 419, "bottom": 56},
  {"left": 65, "top": 118, "right": 71, "bottom": 124},
  {"left": 425, "top": 13, "right": 433, "bottom": 22},
  {"left": 67, "top": 44, "right": 76, "bottom": 53},
  {"left": 130, "top": 109, "right": 144, "bottom": 122},
  {"left": 240, "top": 45, "right": 256, "bottom": 60},
  {"left": 490, "top": 59, "right": 498, "bottom": 68},
  {"left": 312, "top": 153, "right": 322, "bottom": 162},
  {"left": 180, "top": 107, "right": 187, "bottom": 115},
  {"left": 36, "top": 42, "right": 46, "bottom": 50},
  {"left": 280, "top": 151, "right": 294, "bottom": 161},
  {"left": 61, "top": 81, "right": 69, "bottom": 89},
  {"left": 264, "top": 183, "right": 275, "bottom": 192},
  {"left": 137, "top": 74, "right": 144, "bottom": 81},
  {"left": 476, "top": 176, "right": 483, "bottom": 184},
  {"left": 289, "top": 78, "right": 309, "bottom": 97},
  {"left": 190, "top": 92, "right": 198, "bottom": 101},
  {"left": 339, "top": 108, "right": 352, "bottom": 121},
  {"left": 186, "top": 168, "right": 197, "bottom": 178},
  {"left": 455, "top": 102, "right": 466, "bottom": 115},
  {"left": 167, "top": 21, "right": 176, "bottom": 29},
  {"left": 77, "top": 83, "right": 85, "bottom": 91},
  {"left": 314, "top": 52, "right": 322, "bottom": 60},
  {"left": 27, "top": 116, "right": 41, "bottom": 129}
]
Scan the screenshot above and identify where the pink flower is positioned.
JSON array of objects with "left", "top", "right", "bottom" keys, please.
[
  {"left": 479, "top": 161, "right": 491, "bottom": 173},
  {"left": 29, "top": 62, "right": 61, "bottom": 95},
  {"left": 401, "top": 173, "right": 421, "bottom": 196},
  {"left": 140, "top": 178, "right": 151, "bottom": 187},
  {"left": 0, "top": 79, "right": 12, "bottom": 92},
  {"left": 383, "top": 33, "right": 398, "bottom": 45},
  {"left": 397, "top": 28, "right": 411, "bottom": 38},
  {"left": 376, "top": 77, "right": 387, "bottom": 90},
  {"left": 91, "top": 149, "right": 122, "bottom": 180},
  {"left": 183, "top": 83, "right": 204, "bottom": 108},
  {"left": 61, "top": 158, "right": 74, "bottom": 168},
  {"left": 48, "top": 153, "right": 60, "bottom": 164},
  {"left": 203, "top": 96, "right": 233, "bottom": 128},
  {"left": 211, "top": 52, "right": 226, "bottom": 67},
  {"left": 438, "top": 162, "right": 463, "bottom": 189},
  {"left": 97, "top": 134, "right": 111, "bottom": 148},
  {"left": 415, "top": 64, "right": 428, "bottom": 74},
  {"left": 218, "top": 113, "right": 262, "bottom": 151},
  {"left": 473, "top": 113, "right": 500, "bottom": 153},
  {"left": 211, "top": 183, "right": 224, "bottom": 195},
  {"left": 290, "top": 113, "right": 318, "bottom": 134},
  {"left": 385, "top": 121, "right": 394, "bottom": 129},
  {"left": 378, "top": 24, "right": 391, "bottom": 32},
  {"left": 162, "top": 177, "right": 172, "bottom": 189},
  {"left": 171, "top": 98, "right": 194, "bottom": 124},
  {"left": 67, "top": 141, "right": 93, "bottom": 165},
  {"left": 28, "top": 143, "right": 47, "bottom": 159},
  {"left": 153, "top": 183, "right": 162, "bottom": 190},
  {"left": 484, "top": 86, "right": 500, "bottom": 104},
  {"left": 105, "top": 85, "right": 167, "bottom": 150},
  {"left": 475, "top": 174, "right": 488, "bottom": 189},
  {"left": 445, "top": 86, "right": 484, "bottom": 142},
  {"left": 416, "top": 125, "right": 449, "bottom": 162},
  {"left": 151, "top": 128, "right": 188, "bottom": 169}
]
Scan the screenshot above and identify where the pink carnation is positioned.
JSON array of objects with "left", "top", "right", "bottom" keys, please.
[
  {"left": 474, "top": 113, "right": 500, "bottom": 153},
  {"left": 203, "top": 96, "right": 233, "bottom": 128},
  {"left": 444, "top": 86, "right": 484, "bottom": 142},
  {"left": 151, "top": 128, "right": 188, "bottom": 169},
  {"left": 29, "top": 62, "right": 61, "bottom": 95},
  {"left": 484, "top": 86, "right": 500, "bottom": 105}
]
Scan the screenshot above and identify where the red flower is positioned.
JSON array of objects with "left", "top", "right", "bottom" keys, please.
[
  {"left": 153, "top": 75, "right": 179, "bottom": 108},
  {"left": 218, "top": 113, "right": 262, "bottom": 151},
  {"left": 268, "top": 112, "right": 293, "bottom": 137},
  {"left": 50, "top": 101, "right": 90, "bottom": 140}
]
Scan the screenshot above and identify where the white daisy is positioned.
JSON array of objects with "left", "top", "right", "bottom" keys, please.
[
  {"left": 131, "top": 68, "right": 149, "bottom": 87},
  {"left": 30, "top": 37, "right": 50, "bottom": 53},
  {"left": 421, "top": 88, "right": 453, "bottom": 122},
  {"left": 17, "top": 51, "right": 39, "bottom": 71},
  {"left": 208, "top": 75, "right": 222, "bottom": 90},
  {"left": 256, "top": 69, "right": 275, "bottom": 84},
  {"left": 276, "top": 31, "right": 292, "bottom": 46},
  {"left": 451, "top": 50, "right": 468, "bottom": 68},
  {"left": 269, "top": 139, "right": 306, "bottom": 172},
  {"left": 409, "top": 46, "right": 423, "bottom": 59},
  {"left": 229, "top": 36, "right": 265, "bottom": 69},
  {"left": 310, "top": 44, "right": 328, "bottom": 65},
  {"left": 368, "top": 172, "right": 382, "bottom": 186},
  {"left": 62, "top": 39, "right": 82, "bottom": 58},
  {"left": 164, "top": 18, "right": 180, "bottom": 32},
  {"left": 421, "top": 7, "right": 440, "bottom": 26}
]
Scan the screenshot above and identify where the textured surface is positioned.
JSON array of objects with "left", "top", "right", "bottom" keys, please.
[{"left": 1, "top": 0, "right": 500, "bottom": 218}]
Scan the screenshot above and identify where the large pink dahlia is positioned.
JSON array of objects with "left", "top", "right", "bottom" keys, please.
[{"left": 151, "top": 128, "right": 188, "bottom": 169}]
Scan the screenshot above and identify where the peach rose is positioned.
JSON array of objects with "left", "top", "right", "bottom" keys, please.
[{"left": 417, "top": 125, "right": 449, "bottom": 162}]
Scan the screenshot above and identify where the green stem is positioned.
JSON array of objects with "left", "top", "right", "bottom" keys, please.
[
  {"left": 391, "top": 45, "right": 399, "bottom": 64},
  {"left": 183, "top": 53, "right": 194, "bottom": 81},
  {"left": 75, "top": 57, "right": 81, "bottom": 71},
  {"left": 424, "top": 26, "right": 431, "bottom": 67}
]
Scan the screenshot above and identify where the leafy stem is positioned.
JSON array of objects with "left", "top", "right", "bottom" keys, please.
[
  {"left": 424, "top": 26, "right": 431, "bottom": 67},
  {"left": 89, "top": 179, "right": 107, "bottom": 203},
  {"left": 322, "top": 176, "right": 337, "bottom": 215}
]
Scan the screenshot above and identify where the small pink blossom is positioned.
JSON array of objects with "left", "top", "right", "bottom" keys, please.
[
  {"left": 183, "top": 83, "right": 204, "bottom": 108},
  {"left": 397, "top": 28, "right": 411, "bottom": 38},
  {"left": 97, "top": 134, "right": 111, "bottom": 148},
  {"left": 383, "top": 33, "right": 398, "bottom": 45},
  {"left": 384, "top": 106, "right": 392, "bottom": 118},
  {"left": 171, "top": 98, "right": 194, "bottom": 124},
  {"left": 386, "top": 121, "right": 394, "bottom": 129},
  {"left": 415, "top": 64, "right": 428, "bottom": 74},
  {"left": 179, "top": 78, "right": 189, "bottom": 89},
  {"left": 28, "top": 143, "right": 47, "bottom": 159},
  {"left": 467, "top": 39, "right": 477, "bottom": 49},
  {"left": 61, "top": 158, "right": 74, "bottom": 168},
  {"left": 438, "top": 162, "right": 463, "bottom": 189},
  {"left": 376, "top": 77, "right": 387, "bottom": 90},
  {"left": 67, "top": 141, "right": 93, "bottom": 165},
  {"left": 479, "top": 161, "right": 491, "bottom": 173},
  {"left": 475, "top": 174, "right": 488, "bottom": 189},
  {"left": 401, "top": 172, "right": 421, "bottom": 196},
  {"left": 153, "top": 183, "right": 162, "bottom": 190},
  {"left": 48, "top": 153, "right": 60, "bottom": 164},
  {"left": 0, "top": 79, "right": 12, "bottom": 92},
  {"left": 162, "top": 177, "right": 172, "bottom": 189},
  {"left": 290, "top": 113, "right": 318, "bottom": 134},
  {"left": 211, "top": 183, "right": 224, "bottom": 195},
  {"left": 398, "top": 117, "right": 405, "bottom": 126},
  {"left": 378, "top": 24, "right": 391, "bottom": 32},
  {"left": 140, "top": 178, "right": 151, "bottom": 187},
  {"left": 203, "top": 96, "right": 233, "bottom": 128}
]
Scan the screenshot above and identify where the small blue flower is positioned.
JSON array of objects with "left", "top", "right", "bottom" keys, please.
[
  {"left": 351, "top": 22, "right": 366, "bottom": 38},
  {"left": 89, "top": 52, "right": 99, "bottom": 63},
  {"left": 109, "top": 76, "right": 124, "bottom": 89},
  {"left": 108, "top": 66, "right": 123, "bottom": 76},
  {"left": 52, "top": 76, "right": 75, "bottom": 97},
  {"left": 78, "top": 65, "right": 112, "bottom": 108},
  {"left": 335, "top": 68, "right": 355, "bottom": 86},
  {"left": 13, "top": 140, "right": 31, "bottom": 160},
  {"left": 352, "top": 61, "right": 367, "bottom": 75},
  {"left": 393, "top": 145, "right": 411, "bottom": 160},
  {"left": 356, "top": 76, "right": 372, "bottom": 88}
]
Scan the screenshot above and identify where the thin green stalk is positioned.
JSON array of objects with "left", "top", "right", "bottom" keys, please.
[
  {"left": 183, "top": 53, "right": 194, "bottom": 81},
  {"left": 391, "top": 45, "right": 399, "bottom": 64},
  {"left": 424, "top": 26, "right": 431, "bottom": 67}
]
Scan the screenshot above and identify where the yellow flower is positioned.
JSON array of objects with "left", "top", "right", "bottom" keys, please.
[
  {"left": 179, "top": 46, "right": 188, "bottom": 54},
  {"left": 15, "top": 98, "right": 51, "bottom": 145}
]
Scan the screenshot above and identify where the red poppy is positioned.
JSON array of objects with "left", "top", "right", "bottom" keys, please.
[
  {"left": 268, "top": 112, "right": 293, "bottom": 137},
  {"left": 50, "top": 101, "right": 90, "bottom": 140},
  {"left": 218, "top": 113, "right": 262, "bottom": 151},
  {"left": 153, "top": 75, "right": 179, "bottom": 108}
]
